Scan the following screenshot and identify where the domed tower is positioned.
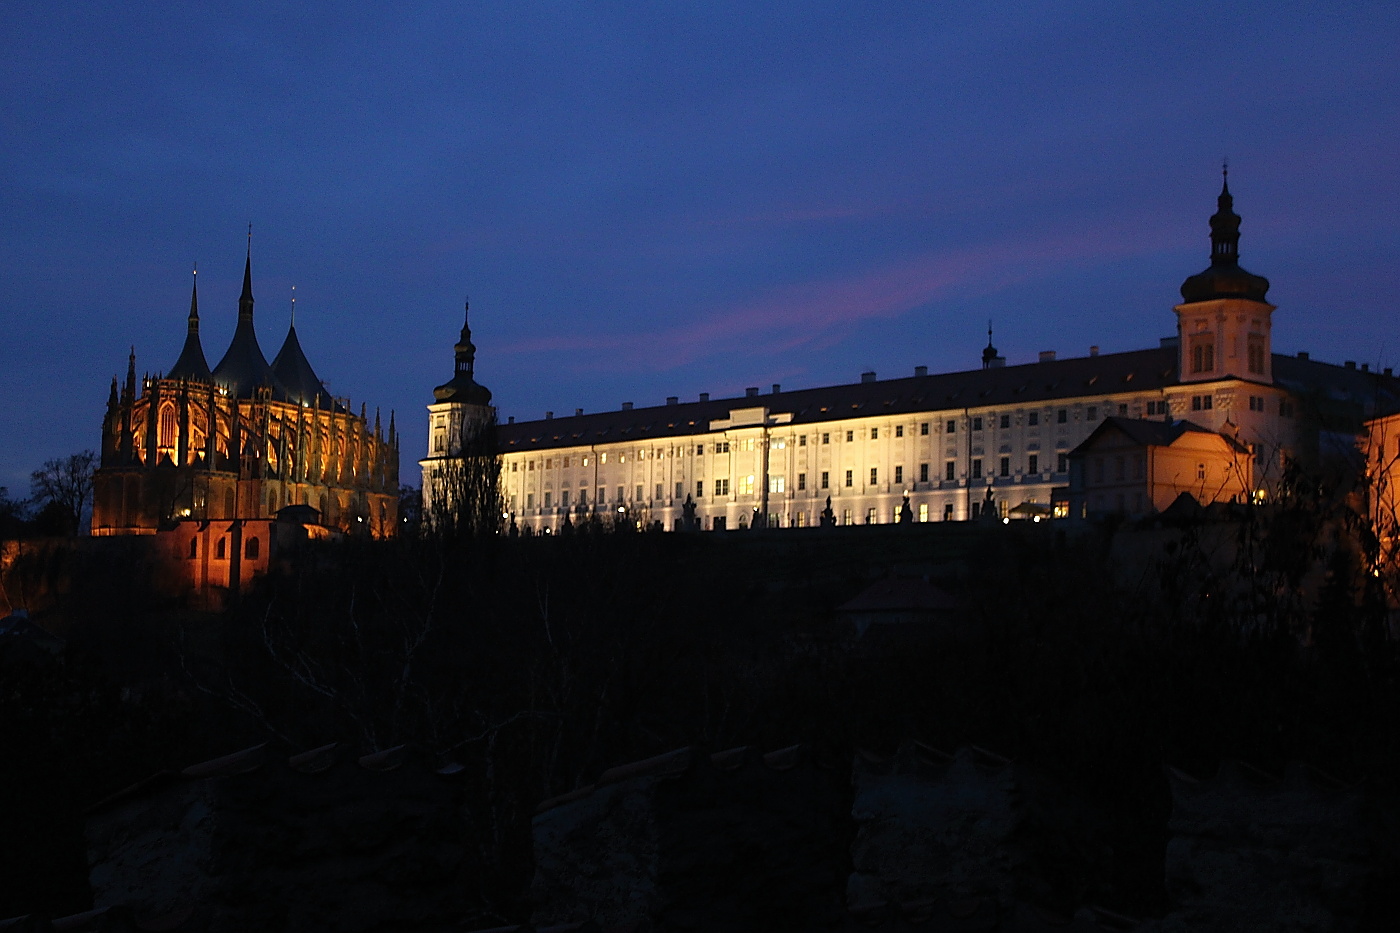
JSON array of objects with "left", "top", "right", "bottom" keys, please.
[
  {"left": 1174, "top": 168, "right": 1275, "bottom": 384},
  {"left": 420, "top": 301, "right": 497, "bottom": 520}
]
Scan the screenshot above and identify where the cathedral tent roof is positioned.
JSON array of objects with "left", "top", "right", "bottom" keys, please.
[
  {"left": 211, "top": 251, "right": 288, "bottom": 400},
  {"left": 167, "top": 272, "right": 212, "bottom": 381},
  {"left": 271, "top": 324, "right": 333, "bottom": 408}
]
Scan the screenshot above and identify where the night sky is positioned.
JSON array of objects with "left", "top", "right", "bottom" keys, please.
[{"left": 3, "top": 3, "right": 1398, "bottom": 493}]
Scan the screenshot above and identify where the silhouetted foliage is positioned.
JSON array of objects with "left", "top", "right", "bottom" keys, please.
[{"left": 29, "top": 451, "right": 96, "bottom": 536}]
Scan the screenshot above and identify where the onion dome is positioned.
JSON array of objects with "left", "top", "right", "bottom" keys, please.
[
  {"left": 433, "top": 300, "right": 493, "bottom": 404},
  {"left": 1180, "top": 169, "right": 1270, "bottom": 304},
  {"left": 167, "top": 268, "right": 213, "bottom": 381},
  {"left": 211, "top": 245, "right": 287, "bottom": 399}
]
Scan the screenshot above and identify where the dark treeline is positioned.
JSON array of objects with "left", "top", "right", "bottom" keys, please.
[{"left": 3, "top": 508, "right": 1399, "bottom": 921}]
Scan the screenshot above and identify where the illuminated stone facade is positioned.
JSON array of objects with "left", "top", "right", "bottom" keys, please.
[{"left": 93, "top": 251, "right": 399, "bottom": 539}]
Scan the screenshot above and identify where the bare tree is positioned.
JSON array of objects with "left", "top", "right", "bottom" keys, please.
[
  {"left": 425, "top": 410, "right": 503, "bottom": 541},
  {"left": 29, "top": 451, "right": 97, "bottom": 536}
]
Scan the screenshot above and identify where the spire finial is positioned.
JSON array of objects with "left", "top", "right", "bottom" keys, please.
[
  {"left": 290, "top": 285, "right": 296, "bottom": 328},
  {"left": 238, "top": 227, "right": 255, "bottom": 321},
  {"left": 188, "top": 263, "right": 200, "bottom": 335}
]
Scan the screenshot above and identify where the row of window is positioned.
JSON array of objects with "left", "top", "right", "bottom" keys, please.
[{"left": 187, "top": 536, "right": 260, "bottom": 560}]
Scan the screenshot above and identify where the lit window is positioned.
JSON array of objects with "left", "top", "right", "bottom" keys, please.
[
  {"left": 739, "top": 474, "right": 754, "bottom": 495},
  {"left": 918, "top": 503, "right": 929, "bottom": 522},
  {"left": 769, "top": 476, "right": 785, "bottom": 493},
  {"left": 865, "top": 508, "right": 876, "bottom": 524}
]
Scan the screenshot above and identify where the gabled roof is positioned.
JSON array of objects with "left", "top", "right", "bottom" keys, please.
[{"left": 1072, "top": 416, "right": 1250, "bottom": 455}]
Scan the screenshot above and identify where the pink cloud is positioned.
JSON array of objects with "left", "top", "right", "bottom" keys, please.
[{"left": 497, "top": 216, "right": 1183, "bottom": 372}]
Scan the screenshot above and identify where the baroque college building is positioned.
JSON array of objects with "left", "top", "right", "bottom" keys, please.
[
  {"left": 93, "top": 247, "right": 400, "bottom": 539},
  {"left": 423, "top": 175, "right": 1398, "bottom": 532}
]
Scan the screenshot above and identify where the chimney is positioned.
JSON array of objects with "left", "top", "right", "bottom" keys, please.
[
  {"left": 699, "top": 392, "right": 710, "bottom": 402},
  {"left": 575, "top": 408, "right": 584, "bottom": 416},
  {"left": 1089, "top": 345, "right": 1099, "bottom": 357},
  {"left": 1361, "top": 363, "right": 1370, "bottom": 373},
  {"left": 622, "top": 402, "right": 633, "bottom": 411},
  {"left": 1039, "top": 351, "right": 1057, "bottom": 363},
  {"left": 508, "top": 416, "right": 515, "bottom": 424},
  {"left": 1297, "top": 351, "right": 1309, "bottom": 360},
  {"left": 746, "top": 387, "right": 759, "bottom": 397},
  {"left": 861, "top": 371, "right": 876, "bottom": 383},
  {"left": 545, "top": 411, "right": 553, "bottom": 420},
  {"left": 772, "top": 383, "right": 781, "bottom": 394},
  {"left": 667, "top": 396, "right": 679, "bottom": 406},
  {"left": 1346, "top": 360, "right": 1356, "bottom": 370},
  {"left": 1385, "top": 368, "right": 1393, "bottom": 377},
  {"left": 914, "top": 365, "right": 928, "bottom": 377}
]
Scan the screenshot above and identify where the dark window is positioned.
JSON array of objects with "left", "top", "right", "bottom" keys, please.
[
  {"left": 188, "top": 538, "right": 198, "bottom": 559},
  {"left": 871, "top": 427, "right": 879, "bottom": 440},
  {"left": 798, "top": 473, "right": 806, "bottom": 490},
  {"left": 946, "top": 420, "right": 956, "bottom": 433},
  {"left": 1087, "top": 406, "right": 1098, "bottom": 421},
  {"left": 972, "top": 416, "right": 983, "bottom": 431},
  {"left": 870, "top": 467, "right": 878, "bottom": 485},
  {"left": 799, "top": 435, "right": 807, "bottom": 446},
  {"left": 846, "top": 430, "right": 854, "bottom": 442},
  {"left": 945, "top": 461, "right": 955, "bottom": 481},
  {"left": 216, "top": 538, "right": 226, "bottom": 560},
  {"left": 919, "top": 463, "right": 929, "bottom": 483},
  {"left": 894, "top": 465, "right": 903, "bottom": 484},
  {"left": 1057, "top": 409, "right": 1068, "bottom": 424},
  {"left": 896, "top": 425, "right": 904, "bottom": 438},
  {"left": 675, "top": 481, "right": 683, "bottom": 498},
  {"left": 943, "top": 503, "right": 953, "bottom": 521},
  {"left": 1028, "top": 412, "right": 1039, "bottom": 426},
  {"left": 821, "top": 471, "right": 829, "bottom": 489},
  {"left": 999, "top": 414, "right": 1010, "bottom": 429},
  {"left": 971, "top": 459, "right": 982, "bottom": 479},
  {"left": 920, "top": 422, "right": 929, "bottom": 435},
  {"left": 245, "top": 537, "right": 259, "bottom": 560},
  {"left": 822, "top": 433, "right": 830, "bottom": 444},
  {"left": 999, "top": 457, "right": 1010, "bottom": 476},
  {"left": 1028, "top": 454, "right": 1039, "bottom": 474},
  {"left": 845, "top": 470, "right": 853, "bottom": 487},
  {"left": 1057, "top": 452, "right": 1068, "bottom": 472},
  {"left": 696, "top": 481, "right": 704, "bottom": 498}
]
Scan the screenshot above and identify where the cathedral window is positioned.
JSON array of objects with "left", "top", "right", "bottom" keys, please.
[{"left": 159, "top": 404, "right": 177, "bottom": 449}]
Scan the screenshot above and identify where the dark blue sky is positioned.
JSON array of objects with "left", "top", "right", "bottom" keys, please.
[{"left": 3, "top": 2, "right": 1398, "bottom": 492}]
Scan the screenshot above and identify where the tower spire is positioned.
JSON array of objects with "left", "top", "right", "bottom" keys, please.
[
  {"left": 982, "top": 319, "right": 999, "bottom": 369},
  {"left": 455, "top": 298, "right": 477, "bottom": 376},
  {"left": 239, "top": 224, "right": 254, "bottom": 322},
  {"left": 290, "top": 285, "right": 296, "bottom": 328},
  {"left": 188, "top": 264, "right": 200, "bottom": 335},
  {"left": 1209, "top": 164, "right": 1241, "bottom": 265}
]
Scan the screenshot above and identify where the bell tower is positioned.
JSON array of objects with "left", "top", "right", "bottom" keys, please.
[{"left": 1174, "top": 167, "right": 1276, "bottom": 385}]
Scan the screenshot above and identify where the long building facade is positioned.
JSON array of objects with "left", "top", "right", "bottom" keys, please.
[
  {"left": 94, "top": 249, "right": 400, "bottom": 538},
  {"left": 426, "top": 176, "right": 1398, "bottom": 533}
]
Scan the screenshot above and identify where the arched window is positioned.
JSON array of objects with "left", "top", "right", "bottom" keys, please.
[
  {"left": 245, "top": 537, "right": 260, "bottom": 560},
  {"left": 216, "top": 537, "right": 227, "bottom": 560},
  {"left": 224, "top": 489, "right": 236, "bottom": 518},
  {"left": 159, "top": 404, "right": 177, "bottom": 449},
  {"left": 188, "top": 537, "right": 198, "bottom": 559}
]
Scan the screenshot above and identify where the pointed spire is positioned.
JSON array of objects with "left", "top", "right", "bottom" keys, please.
[
  {"left": 239, "top": 224, "right": 254, "bottom": 322},
  {"left": 107, "top": 377, "right": 119, "bottom": 411},
  {"left": 188, "top": 264, "right": 200, "bottom": 335},
  {"left": 982, "top": 320, "right": 999, "bottom": 368},
  {"left": 388, "top": 410, "right": 396, "bottom": 445},
  {"left": 290, "top": 285, "right": 296, "bottom": 328},
  {"left": 169, "top": 265, "right": 213, "bottom": 381},
  {"left": 124, "top": 347, "right": 137, "bottom": 402}
]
